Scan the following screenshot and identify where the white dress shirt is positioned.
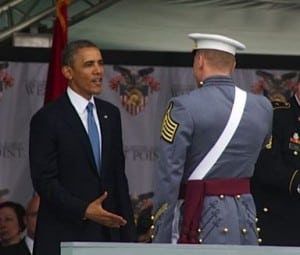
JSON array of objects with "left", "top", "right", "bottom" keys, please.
[{"left": 67, "top": 86, "right": 102, "bottom": 159}]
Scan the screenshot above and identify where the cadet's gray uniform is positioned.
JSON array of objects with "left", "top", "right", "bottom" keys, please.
[{"left": 152, "top": 76, "right": 273, "bottom": 244}]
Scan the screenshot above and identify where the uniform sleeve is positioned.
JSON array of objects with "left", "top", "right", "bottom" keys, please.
[{"left": 152, "top": 98, "right": 194, "bottom": 242}]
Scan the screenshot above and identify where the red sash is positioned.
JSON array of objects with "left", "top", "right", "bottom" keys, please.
[{"left": 177, "top": 178, "right": 250, "bottom": 244}]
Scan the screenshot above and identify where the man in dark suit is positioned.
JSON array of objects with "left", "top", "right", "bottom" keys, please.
[
  {"left": 29, "top": 40, "right": 137, "bottom": 255},
  {"left": 251, "top": 82, "right": 300, "bottom": 246}
]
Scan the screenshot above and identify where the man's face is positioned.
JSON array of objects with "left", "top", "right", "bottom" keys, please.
[{"left": 63, "top": 46, "right": 104, "bottom": 100}]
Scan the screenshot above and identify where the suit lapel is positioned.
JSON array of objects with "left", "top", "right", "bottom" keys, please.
[
  {"left": 95, "top": 100, "right": 111, "bottom": 177},
  {"left": 60, "top": 94, "right": 99, "bottom": 176}
]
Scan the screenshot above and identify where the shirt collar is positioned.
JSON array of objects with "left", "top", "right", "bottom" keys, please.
[
  {"left": 67, "top": 87, "right": 95, "bottom": 113},
  {"left": 25, "top": 236, "right": 34, "bottom": 253}
]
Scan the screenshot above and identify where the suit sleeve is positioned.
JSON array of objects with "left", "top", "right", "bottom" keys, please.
[
  {"left": 111, "top": 108, "right": 137, "bottom": 241},
  {"left": 29, "top": 110, "right": 89, "bottom": 222}
]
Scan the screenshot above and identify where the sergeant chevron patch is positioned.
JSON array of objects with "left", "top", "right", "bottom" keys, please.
[{"left": 161, "top": 102, "right": 179, "bottom": 143}]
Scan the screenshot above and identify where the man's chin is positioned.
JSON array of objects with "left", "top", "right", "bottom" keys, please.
[{"left": 92, "top": 86, "right": 103, "bottom": 95}]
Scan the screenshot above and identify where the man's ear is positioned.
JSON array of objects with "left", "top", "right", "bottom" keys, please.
[
  {"left": 195, "top": 52, "right": 204, "bottom": 69},
  {"left": 199, "top": 54, "right": 204, "bottom": 68},
  {"left": 61, "top": 66, "right": 72, "bottom": 80},
  {"left": 231, "top": 60, "right": 236, "bottom": 73}
]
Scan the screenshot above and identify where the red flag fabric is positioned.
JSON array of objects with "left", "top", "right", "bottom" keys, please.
[{"left": 44, "top": 0, "right": 71, "bottom": 104}]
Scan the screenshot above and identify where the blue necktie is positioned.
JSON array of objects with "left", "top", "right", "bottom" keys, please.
[{"left": 86, "top": 102, "right": 101, "bottom": 173}]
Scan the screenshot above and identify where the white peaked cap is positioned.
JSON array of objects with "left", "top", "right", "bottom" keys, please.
[{"left": 188, "top": 33, "right": 246, "bottom": 55}]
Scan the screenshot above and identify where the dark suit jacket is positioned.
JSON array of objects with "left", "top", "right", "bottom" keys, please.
[{"left": 29, "top": 93, "right": 136, "bottom": 255}]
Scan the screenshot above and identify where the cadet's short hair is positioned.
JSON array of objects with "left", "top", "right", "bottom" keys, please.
[{"left": 62, "top": 40, "right": 99, "bottom": 66}]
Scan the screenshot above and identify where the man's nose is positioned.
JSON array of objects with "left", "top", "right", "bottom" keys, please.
[{"left": 94, "top": 64, "right": 103, "bottom": 74}]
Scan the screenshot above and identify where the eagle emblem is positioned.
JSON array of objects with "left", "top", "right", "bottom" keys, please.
[
  {"left": 252, "top": 70, "right": 299, "bottom": 102},
  {"left": 109, "top": 66, "right": 160, "bottom": 115}
]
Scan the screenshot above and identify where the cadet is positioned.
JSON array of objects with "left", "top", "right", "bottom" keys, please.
[
  {"left": 251, "top": 82, "right": 300, "bottom": 246},
  {"left": 151, "top": 33, "right": 273, "bottom": 245}
]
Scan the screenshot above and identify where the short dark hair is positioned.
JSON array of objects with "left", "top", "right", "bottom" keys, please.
[
  {"left": 0, "top": 201, "right": 26, "bottom": 231},
  {"left": 61, "top": 40, "right": 99, "bottom": 66}
]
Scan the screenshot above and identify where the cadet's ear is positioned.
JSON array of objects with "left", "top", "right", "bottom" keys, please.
[
  {"left": 61, "top": 65, "right": 72, "bottom": 80},
  {"left": 231, "top": 60, "right": 236, "bottom": 73},
  {"left": 198, "top": 53, "right": 205, "bottom": 69},
  {"left": 192, "top": 51, "right": 202, "bottom": 69}
]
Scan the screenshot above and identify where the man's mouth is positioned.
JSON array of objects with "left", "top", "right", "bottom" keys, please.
[{"left": 91, "top": 78, "right": 102, "bottom": 85}]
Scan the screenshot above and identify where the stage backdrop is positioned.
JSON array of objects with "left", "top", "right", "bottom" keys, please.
[{"left": 0, "top": 61, "right": 299, "bottom": 211}]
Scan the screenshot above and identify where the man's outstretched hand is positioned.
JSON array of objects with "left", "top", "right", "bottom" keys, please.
[{"left": 84, "top": 191, "right": 127, "bottom": 228}]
